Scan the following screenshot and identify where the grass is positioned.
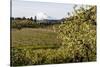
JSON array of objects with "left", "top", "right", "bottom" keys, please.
[{"left": 11, "top": 28, "right": 61, "bottom": 49}]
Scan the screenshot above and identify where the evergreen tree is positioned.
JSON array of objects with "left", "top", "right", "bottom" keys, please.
[
  {"left": 30, "top": 17, "right": 33, "bottom": 21},
  {"left": 22, "top": 17, "right": 26, "bottom": 20},
  {"left": 34, "top": 16, "right": 37, "bottom": 23}
]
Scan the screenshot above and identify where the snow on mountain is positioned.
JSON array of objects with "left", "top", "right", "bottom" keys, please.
[{"left": 36, "top": 12, "right": 55, "bottom": 20}]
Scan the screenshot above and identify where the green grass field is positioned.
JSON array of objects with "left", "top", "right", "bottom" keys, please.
[{"left": 12, "top": 28, "right": 61, "bottom": 49}]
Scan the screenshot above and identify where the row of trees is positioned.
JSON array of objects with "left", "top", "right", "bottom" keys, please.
[
  {"left": 11, "top": 16, "right": 61, "bottom": 29},
  {"left": 11, "top": 16, "right": 37, "bottom": 22},
  {"left": 11, "top": 16, "right": 38, "bottom": 29}
]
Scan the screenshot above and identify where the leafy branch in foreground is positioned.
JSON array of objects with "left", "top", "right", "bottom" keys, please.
[{"left": 57, "top": 6, "right": 96, "bottom": 61}]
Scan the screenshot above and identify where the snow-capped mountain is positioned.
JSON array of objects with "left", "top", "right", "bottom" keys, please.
[{"left": 36, "top": 12, "right": 55, "bottom": 20}]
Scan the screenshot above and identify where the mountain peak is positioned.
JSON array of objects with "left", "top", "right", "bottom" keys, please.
[{"left": 35, "top": 12, "right": 55, "bottom": 20}]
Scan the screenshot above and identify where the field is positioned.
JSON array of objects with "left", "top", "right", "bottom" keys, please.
[
  {"left": 11, "top": 26, "right": 65, "bottom": 66},
  {"left": 11, "top": 28, "right": 61, "bottom": 49}
]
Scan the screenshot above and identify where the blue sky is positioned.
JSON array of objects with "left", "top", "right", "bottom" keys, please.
[{"left": 12, "top": 0, "right": 82, "bottom": 19}]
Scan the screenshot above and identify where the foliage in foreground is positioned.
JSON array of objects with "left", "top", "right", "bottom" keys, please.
[
  {"left": 57, "top": 6, "right": 96, "bottom": 62},
  {"left": 11, "top": 48, "right": 87, "bottom": 66}
]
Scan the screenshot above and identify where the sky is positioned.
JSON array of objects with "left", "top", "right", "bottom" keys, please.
[{"left": 12, "top": 0, "right": 82, "bottom": 19}]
